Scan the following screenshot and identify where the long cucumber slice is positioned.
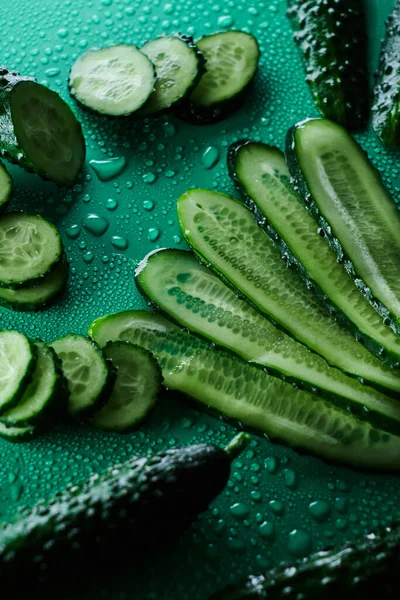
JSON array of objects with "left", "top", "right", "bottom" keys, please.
[
  {"left": 0, "top": 162, "right": 12, "bottom": 214},
  {"left": 92, "top": 342, "right": 162, "bottom": 432},
  {"left": 287, "top": 118, "right": 400, "bottom": 337},
  {"left": 0, "top": 331, "right": 36, "bottom": 414},
  {"left": 136, "top": 249, "right": 400, "bottom": 435},
  {"left": 177, "top": 188, "right": 400, "bottom": 395},
  {"left": 88, "top": 310, "right": 400, "bottom": 470},
  {"left": 229, "top": 141, "right": 400, "bottom": 366}
]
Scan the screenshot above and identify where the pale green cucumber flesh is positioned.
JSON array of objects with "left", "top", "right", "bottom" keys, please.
[
  {"left": 0, "top": 162, "right": 12, "bottom": 214},
  {"left": 176, "top": 188, "right": 400, "bottom": 395},
  {"left": 0, "top": 421, "right": 36, "bottom": 442},
  {"left": 0, "top": 331, "right": 36, "bottom": 413},
  {"left": 230, "top": 141, "right": 400, "bottom": 365},
  {"left": 136, "top": 248, "right": 400, "bottom": 435},
  {"left": 88, "top": 310, "right": 400, "bottom": 471}
]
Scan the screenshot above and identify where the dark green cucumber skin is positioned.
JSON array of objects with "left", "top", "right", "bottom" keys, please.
[
  {"left": 373, "top": 0, "right": 400, "bottom": 147},
  {"left": 0, "top": 442, "right": 233, "bottom": 591},
  {"left": 286, "top": 119, "right": 400, "bottom": 341},
  {"left": 210, "top": 524, "right": 400, "bottom": 600},
  {"left": 287, "top": 0, "right": 369, "bottom": 130},
  {"left": 0, "top": 161, "right": 12, "bottom": 216},
  {"left": 227, "top": 140, "right": 400, "bottom": 369}
]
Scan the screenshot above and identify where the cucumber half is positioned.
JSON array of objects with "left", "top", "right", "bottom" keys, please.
[
  {"left": 136, "top": 249, "right": 400, "bottom": 436},
  {"left": 92, "top": 341, "right": 162, "bottom": 432},
  {"left": 0, "top": 331, "right": 36, "bottom": 414},
  {"left": 287, "top": 118, "right": 400, "bottom": 337},
  {"left": 89, "top": 310, "right": 400, "bottom": 470},
  {"left": 0, "top": 68, "right": 86, "bottom": 186},
  {"left": 69, "top": 45, "right": 156, "bottom": 116},
  {"left": 229, "top": 140, "right": 400, "bottom": 366},
  {"left": 177, "top": 188, "right": 400, "bottom": 395},
  {"left": 139, "top": 36, "right": 205, "bottom": 116},
  {"left": 0, "top": 213, "right": 63, "bottom": 289},
  {"left": 50, "top": 334, "right": 116, "bottom": 417},
  {"left": 180, "top": 31, "right": 259, "bottom": 124},
  {"left": 0, "top": 162, "right": 12, "bottom": 214}
]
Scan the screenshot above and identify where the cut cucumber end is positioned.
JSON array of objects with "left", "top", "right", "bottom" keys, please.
[
  {"left": 0, "top": 421, "right": 36, "bottom": 442},
  {"left": 0, "top": 331, "right": 36, "bottom": 413},
  {"left": 10, "top": 81, "right": 86, "bottom": 186},
  {"left": 0, "top": 162, "right": 12, "bottom": 214}
]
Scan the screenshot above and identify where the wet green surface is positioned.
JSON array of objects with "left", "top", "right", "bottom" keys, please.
[{"left": 0, "top": 0, "right": 399, "bottom": 598}]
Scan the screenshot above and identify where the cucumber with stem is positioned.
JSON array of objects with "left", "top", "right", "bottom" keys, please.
[
  {"left": 177, "top": 188, "right": 400, "bottom": 396},
  {"left": 89, "top": 310, "right": 400, "bottom": 470},
  {"left": 136, "top": 249, "right": 400, "bottom": 436},
  {"left": 287, "top": 118, "right": 400, "bottom": 337},
  {"left": 0, "top": 67, "right": 85, "bottom": 186},
  {"left": 229, "top": 140, "right": 400, "bottom": 366},
  {"left": 286, "top": 0, "right": 369, "bottom": 130}
]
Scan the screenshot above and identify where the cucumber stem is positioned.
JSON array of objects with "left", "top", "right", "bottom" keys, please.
[{"left": 224, "top": 432, "right": 251, "bottom": 459}]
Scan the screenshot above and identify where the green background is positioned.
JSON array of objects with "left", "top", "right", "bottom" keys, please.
[{"left": 0, "top": 0, "right": 399, "bottom": 598}]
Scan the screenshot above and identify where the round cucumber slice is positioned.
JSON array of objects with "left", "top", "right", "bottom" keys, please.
[
  {"left": 93, "top": 341, "right": 162, "bottom": 432},
  {"left": 0, "top": 213, "right": 63, "bottom": 289},
  {"left": 50, "top": 334, "right": 116, "bottom": 417},
  {"left": 0, "top": 162, "right": 12, "bottom": 215},
  {"left": 69, "top": 44, "right": 156, "bottom": 116},
  {"left": 0, "top": 331, "right": 36, "bottom": 413}
]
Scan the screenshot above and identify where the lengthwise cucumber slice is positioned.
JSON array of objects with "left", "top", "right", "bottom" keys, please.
[
  {"left": 0, "top": 213, "right": 63, "bottom": 289},
  {"left": 181, "top": 31, "right": 259, "bottom": 124},
  {"left": 0, "top": 331, "right": 36, "bottom": 413},
  {"left": 1, "top": 342, "right": 62, "bottom": 427},
  {"left": 93, "top": 342, "right": 162, "bottom": 432},
  {"left": 0, "top": 259, "right": 68, "bottom": 311},
  {"left": 136, "top": 249, "right": 400, "bottom": 435},
  {"left": 229, "top": 141, "right": 400, "bottom": 366},
  {"left": 0, "top": 68, "right": 85, "bottom": 186},
  {"left": 50, "top": 334, "right": 116, "bottom": 417},
  {"left": 287, "top": 118, "right": 400, "bottom": 336},
  {"left": 177, "top": 189, "right": 400, "bottom": 395},
  {"left": 0, "top": 162, "right": 12, "bottom": 214},
  {"left": 69, "top": 45, "right": 156, "bottom": 116},
  {"left": 89, "top": 310, "right": 400, "bottom": 470},
  {"left": 139, "top": 36, "right": 205, "bottom": 116}
]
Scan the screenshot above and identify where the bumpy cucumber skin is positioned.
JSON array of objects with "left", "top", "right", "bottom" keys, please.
[
  {"left": 0, "top": 67, "right": 85, "bottom": 186},
  {"left": 140, "top": 35, "right": 206, "bottom": 117},
  {"left": 210, "top": 523, "right": 400, "bottom": 599},
  {"left": 286, "top": 118, "right": 400, "bottom": 341},
  {"left": 0, "top": 442, "right": 235, "bottom": 590},
  {"left": 373, "top": 0, "right": 400, "bottom": 147},
  {"left": 228, "top": 140, "right": 400, "bottom": 369},
  {"left": 287, "top": 0, "right": 369, "bottom": 130}
]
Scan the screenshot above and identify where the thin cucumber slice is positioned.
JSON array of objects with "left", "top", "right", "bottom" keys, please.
[
  {"left": 287, "top": 118, "right": 400, "bottom": 336},
  {"left": 92, "top": 341, "right": 162, "bottom": 432},
  {"left": 136, "top": 249, "right": 400, "bottom": 435},
  {"left": 0, "top": 258, "right": 68, "bottom": 311},
  {"left": 0, "top": 331, "right": 36, "bottom": 413},
  {"left": 0, "top": 421, "right": 36, "bottom": 442},
  {"left": 0, "top": 162, "right": 12, "bottom": 215},
  {"left": 181, "top": 31, "right": 259, "bottom": 124},
  {"left": 0, "top": 68, "right": 86, "bottom": 186},
  {"left": 1, "top": 342, "right": 62, "bottom": 427},
  {"left": 0, "top": 213, "right": 63, "bottom": 289},
  {"left": 177, "top": 189, "right": 400, "bottom": 395},
  {"left": 139, "top": 36, "right": 205, "bottom": 116},
  {"left": 50, "top": 334, "right": 116, "bottom": 417},
  {"left": 69, "top": 45, "right": 156, "bottom": 116},
  {"left": 229, "top": 141, "right": 400, "bottom": 366},
  {"left": 88, "top": 310, "right": 400, "bottom": 470}
]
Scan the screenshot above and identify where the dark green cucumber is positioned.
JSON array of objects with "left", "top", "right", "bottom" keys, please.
[
  {"left": 286, "top": 0, "right": 369, "bottom": 130},
  {"left": 136, "top": 249, "right": 400, "bottom": 435},
  {"left": 0, "top": 67, "right": 85, "bottom": 186},
  {"left": 373, "top": 0, "right": 400, "bottom": 147},
  {"left": 89, "top": 310, "right": 400, "bottom": 470},
  {"left": 210, "top": 523, "right": 400, "bottom": 599},
  {"left": 229, "top": 141, "right": 400, "bottom": 366},
  {"left": 177, "top": 188, "right": 400, "bottom": 396},
  {"left": 287, "top": 118, "right": 400, "bottom": 337},
  {"left": 0, "top": 162, "right": 12, "bottom": 214},
  {"left": 0, "top": 434, "right": 248, "bottom": 589}
]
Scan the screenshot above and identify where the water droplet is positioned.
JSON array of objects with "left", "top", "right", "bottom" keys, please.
[
  {"left": 57, "top": 28, "right": 69, "bottom": 38},
  {"left": 90, "top": 157, "right": 127, "bottom": 181},
  {"left": 308, "top": 500, "right": 331, "bottom": 523},
  {"left": 45, "top": 68, "right": 61, "bottom": 77},
  {"left": 201, "top": 146, "right": 220, "bottom": 170},
  {"left": 148, "top": 227, "right": 160, "bottom": 242},
  {"left": 66, "top": 224, "right": 81, "bottom": 239},
  {"left": 250, "top": 490, "right": 262, "bottom": 502},
  {"left": 218, "top": 15, "right": 234, "bottom": 27},
  {"left": 265, "top": 456, "right": 278, "bottom": 473},
  {"left": 283, "top": 468, "right": 297, "bottom": 489},
  {"left": 143, "top": 200, "right": 155, "bottom": 211},
  {"left": 335, "top": 518, "right": 349, "bottom": 531},
  {"left": 143, "top": 172, "right": 157, "bottom": 184},
  {"left": 335, "top": 497, "right": 349, "bottom": 513},
  {"left": 83, "top": 251, "right": 94, "bottom": 263},
  {"left": 111, "top": 236, "right": 129, "bottom": 250},
  {"left": 226, "top": 537, "right": 245, "bottom": 553},
  {"left": 288, "top": 530, "right": 312, "bottom": 558},
  {"left": 83, "top": 214, "right": 109, "bottom": 236},
  {"left": 259, "top": 521, "right": 275, "bottom": 540},
  {"left": 165, "top": 169, "right": 175, "bottom": 178},
  {"left": 173, "top": 235, "right": 182, "bottom": 244},
  {"left": 101, "top": 0, "right": 113, "bottom": 5},
  {"left": 163, "top": 122, "right": 176, "bottom": 137},
  {"left": 230, "top": 503, "right": 250, "bottom": 520},
  {"left": 106, "top": 198, "right": 118, "bottom": 211},
  {"left": 269, "top": 500, "right": 284, "bottom": 515}
]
